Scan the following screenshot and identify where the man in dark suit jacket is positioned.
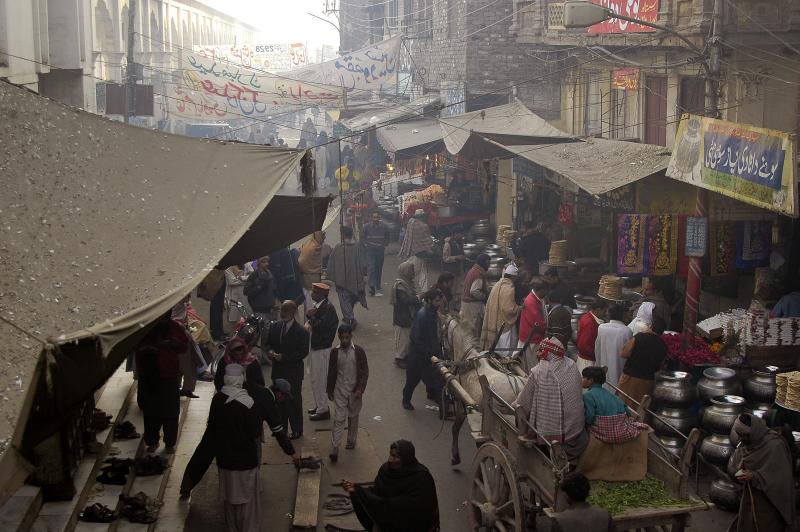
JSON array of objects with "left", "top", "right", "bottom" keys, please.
[{"left": 264, "top": 300, "right": 310, "bottom": 439}]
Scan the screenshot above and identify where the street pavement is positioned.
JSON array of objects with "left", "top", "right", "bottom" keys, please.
[{"left": 183, "top": 237, "right": 735, "bottom": 531}]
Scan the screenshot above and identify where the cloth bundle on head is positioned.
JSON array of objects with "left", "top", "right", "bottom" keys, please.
[
  {"left": 503, "top": 263, "right": 519, "bottom": 277},
  {"left": 628, "top": 302, "right": 655, "bottom": 334},
  {"left": 538, "top": 337, "right": 566, "bottom": 361},
  {"left": 390, "top": 260, "right": 416, "bottom": 305},
  {"left": 221, "top": 363, "right": 254, "bottom": 409},
  {"left": 272, "top": 378, "right": 293, "bottom": 398},
  {"left": 223, "top": 336, "right": 257, "bottom": 367}
]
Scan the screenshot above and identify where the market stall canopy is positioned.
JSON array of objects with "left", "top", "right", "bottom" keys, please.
[
  {"left": 342, "top": 94, "right": 440, "bottom": 131},
  {"left": 376, "top": 119, "right": 445, "bottom": 159},
  {"left": 218, "top": 195, "right": 333, "bottom": 267},
  {"left": 0, "top": 80, "right": 309, "bottom": 502},
  {"left": 495, "top": 138, "right": 671, "bottom": 195},
  {"left": 439, "top": 100, "right": 573, "bottom": 156}
]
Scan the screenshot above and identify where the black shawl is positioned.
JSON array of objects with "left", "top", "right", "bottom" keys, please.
[{"left": 351, "top": 440, "right": 440, "bottom": 532}]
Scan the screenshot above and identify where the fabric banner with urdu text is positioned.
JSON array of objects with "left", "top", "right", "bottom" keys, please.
[
  {"left": 288, "top": 35, "right": 401, "bottom": 93},
  {"left": 179, "top": 49, "right": 344, "bottom": 119},
  {"left": 667, "top": 114, "right": 797, "bottom": 217},
  {"left": 193, "top": 43, "right": 307, "bottom": 72},
  {"left": 646, "top": 214, "right": 678, "bottom": 276}
]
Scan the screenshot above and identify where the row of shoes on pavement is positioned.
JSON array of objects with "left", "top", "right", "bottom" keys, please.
[
  {"left": 96, "top": 455, "right": 169, "bottom": 485},
  {"left": 114, "top": 420, "right": 140, "bottom": 440},
  {"left": 79, "top": 491, "right": 160, "bottom": 524}
]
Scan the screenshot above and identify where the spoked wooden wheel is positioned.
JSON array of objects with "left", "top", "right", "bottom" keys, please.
[{"left": 468, "top": 442, "right": 525, "bottom": 532}]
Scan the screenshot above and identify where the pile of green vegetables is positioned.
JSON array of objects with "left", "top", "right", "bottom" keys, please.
[{"left": 586, "top": 475, "right": 688, "bottom": 516}]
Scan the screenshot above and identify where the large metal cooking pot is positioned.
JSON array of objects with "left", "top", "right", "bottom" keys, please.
[
  {"left": 709, "top": 478, "right": 741, "bottom": 512},
  {"left": 570, "top": 309, "right": 585, "bottom": 344},
  {"left": 651, "top": 406, "right": 697, "bottom": 438},
  {"left": 702, "top": 395, "right": 745, "bottom": 435},
  {"left": 700, "top": 433, "right": 735, "bottom": 466},
  {"left": 743, "top": 366, "right": 778, "bottom": 404},
  {"left": 472, "top": 237, "right": 492, "bottom": 248},
  {"left": 743, "top": 401, "right": 772, "bottom": 420},
  {"left": 484, "top": 243, "right": 505, "bottom": 255},
  {"left": 655, "top": 435, "right": 684, "bottom": 458},
  {"left": 471, "top": 220, "right": 493, "bottom": 238},
  {"left": 653, "top": 371, "right": 697, "bottom": 408},
  {"left": 698, "top": 367, "right": 741, "bottom": 404}
]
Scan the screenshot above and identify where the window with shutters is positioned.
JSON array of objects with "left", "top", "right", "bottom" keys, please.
[{"left": 584, "top": 73, "right": 602, "bottom": 137}]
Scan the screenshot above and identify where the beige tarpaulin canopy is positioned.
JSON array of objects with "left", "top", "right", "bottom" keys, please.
[
  {"left": 439, "top": 100, "right": 573, "bottom": 157},
  {"left": 376, "top": 119, "right": 445, "bottom": 159},
  {"left": 0, "top": 81, "right": 318, "bottom": 501},
  {"left": 494, "top": 138, "right": 671, "bottom": 195}
]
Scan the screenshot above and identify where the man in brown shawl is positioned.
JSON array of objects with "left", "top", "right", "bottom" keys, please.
[
  {"left": 728, "top": 413, "right": 796, "bottom": 532},
  {"left": 298, "top": 231, "right": 326, "bottom": 312},
  {"left": 480, "top": 262, "right": 521, "bottom": 353}
]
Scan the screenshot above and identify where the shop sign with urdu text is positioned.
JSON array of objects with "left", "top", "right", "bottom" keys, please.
[
  {"left": 667, "top": 114, "right": 797, "bottom": 218},
  {"left": 588, "top": 0, "right": 659, "bottom": 34}
]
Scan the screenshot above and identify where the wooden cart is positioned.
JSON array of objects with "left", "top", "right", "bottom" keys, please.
[{"left": 466, "top": 376, "right": 710, "bottom": 531}]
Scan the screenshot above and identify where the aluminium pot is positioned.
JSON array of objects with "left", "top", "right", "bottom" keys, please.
[
  {"left": 655, "top": 435, "right": 684, "bottom": 458},
  {"left": 709, "top": 478, "right": 741, "bottom": 512},
  {"left": 697, "top": 367, "right": 741, "bottom": 404},
  {"left": 484, "top": 243, "right": 505, "bottom": 255},
  {"left": 651, "top": 406, "right": 697, "bottom": 438},
  {"left": 471, "top": 220, "right": 493, "bottom": 238},
  {"left": 653, "top": 371, "right": 697, "bottom": 408},
  {"left": 700, "top": 433, "right": 735, "bottom": 466},
  {"left": 702, "top": 395, "right": 745, "bottom": 435},
  {"left": 487, "top": 261, "right": 506, "bottom": 280},
  {"left": 743, "top": 401, "right": 772, "bottom": 420},
  {"left": 472, "top": 237, "right": 492, "bottom": 248},
  {"left": 743, "top": 366, "right": 778, "bottom": 404}
]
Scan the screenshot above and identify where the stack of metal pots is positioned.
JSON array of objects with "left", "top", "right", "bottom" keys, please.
[
  {"left": 742, "top": 366, "right": 777, "bottom": 417},
  {"left": 695, "top": 367, "right": 743, "bottom": 471},
  {"left": 484, "top": 244, "right": 507, "bottom": 280},
  {"left": 651, "top": 371, "right": 698, "bottom": 457}
]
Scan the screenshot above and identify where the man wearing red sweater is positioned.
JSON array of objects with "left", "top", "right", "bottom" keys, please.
[
  {"left": 576, "top": 300, "right": 608, "bottom": 374},
  {"left": 517, "top": 282, "right": 550, "bottom": 371}
]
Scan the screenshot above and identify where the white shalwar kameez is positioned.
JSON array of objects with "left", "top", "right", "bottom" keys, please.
[
  {"left": 331, "top": 345, "right": 362, "bottom": 452},
  {"left": 310, "top": 346, "right": 331, "bottom": 415},
  {"left": 594, "top": 319, "right": 633, "bottom": 388}
]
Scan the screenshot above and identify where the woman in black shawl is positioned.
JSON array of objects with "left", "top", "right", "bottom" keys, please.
[{"left": 343, "top": 440, "right": 440, "bottom": 532}]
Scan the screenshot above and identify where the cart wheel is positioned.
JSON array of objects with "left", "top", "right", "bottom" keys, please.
[{"left": 468, "top": 442, "right": 526, "bottom": 532}]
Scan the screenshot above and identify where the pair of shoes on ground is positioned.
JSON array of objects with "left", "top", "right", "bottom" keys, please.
[
  {"left": 80, "top": 503, "right": 117, "bottom": 523},
  {"left": 309, "top": 411, "right": 330, "bottom": 421},
  {"left": 90, "top": 409, "right": 113, "bottom": 431},
  {"left": 114, "top": 421, "right": 139, "bottom": 440},
  {"left": 136, "top": 455, "right": 169, "bottom": 476},
  {"left": 97, "top": 457, "right": 134, "bottom": 485},
  {"left": 119, "top": 491, "right": 159, "bottom": 524}
]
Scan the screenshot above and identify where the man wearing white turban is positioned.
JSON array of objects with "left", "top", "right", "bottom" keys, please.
[{"left": 481, "top": 263, "right": 522, "bottom": 353}]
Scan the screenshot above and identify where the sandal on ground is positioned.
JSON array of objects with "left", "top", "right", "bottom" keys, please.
[
  {"left": 79, "top": 503, "right": 117, "bottom": 523},
  {"left": 127, "top": 509, "right": 158, "bottom": 524},
  {"left": 96, "top": 470, "right": 127, "bottom": 485},
  {"left": 135, "top": 455, "right": 168, "bottom": 476}
]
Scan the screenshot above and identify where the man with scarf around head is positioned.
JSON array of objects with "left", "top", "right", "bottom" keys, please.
[
  {"left": 326, "top": 324, "right": 369, "bottom": 462},
  {"left": 481, "top": 262, "right": 522, "bottom": 353},
  {"left": 306, "top": 282, "right": 340, "bottom": 421},
  {"left": 728, "top": 413, "right": 797, "bottom": 532},
  {"left": 264, "top": 300, "right": 310, "bottom": 439},
  {"left": 459, "top": 254, "right": 490, "bottom": 339},
  {"left": 214, "top": 336, "right": 265, "bottom": 392},
  {"left": 513, "top": 337, "right": 588, "bottom": 460},
  {"left": 343, "top": 440, "right": 440, "bottom": 532},
  {"left": 402, "top": 289, "right": 445, "bottom": 410},
  {"left": 391, "top": 259, "right": 421, "bottom": 369},
  {"left": 207, "top": 364, "right": 264, "bottom": 532}
]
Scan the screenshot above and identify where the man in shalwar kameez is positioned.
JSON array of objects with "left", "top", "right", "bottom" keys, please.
[
  {"left": 481, "top": 263, "right": 522, "bottom": 353},
  {"left": 306, "top": 283, "right": 340, "bottom": 421},
  {"left": 327, "top": 324, "right": 369, "bottom": 463},
  {"left": 208, "top": 364, "right": 262, "bottom": 532},
  {"left": 514, "top": 338, "right": 588, "bottom": 461}
]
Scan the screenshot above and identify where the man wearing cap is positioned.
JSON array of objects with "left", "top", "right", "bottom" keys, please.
[
  {"left": 326, "top": 324, "right": 369, "bottom": 462},
  {"left": 514, "top": 337, "right": 588, "bottom": 461},
  {"left": 306, "top": 282, "right": 340, "bottom": 421},
  {"left": 264, "top": 300, "right": 310, "bottom": 439},
  {"left": 481, "top": 262, "right": 522, "bottom": 353},
  {"left": 399, "top": 209, "right": 433, "bottom": 294}
]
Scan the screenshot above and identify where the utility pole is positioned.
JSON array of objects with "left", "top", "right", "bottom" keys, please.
[
  {"left": 125, "top": 0, "right": 136, "bottom": 124},
  {"left": 684, "top": 0, "right": 722, "bottom": 334}
]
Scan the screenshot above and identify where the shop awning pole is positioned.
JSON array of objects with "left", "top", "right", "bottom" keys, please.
[{"left": 683, "top": 188, "right": 708, "bottom": 334}]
